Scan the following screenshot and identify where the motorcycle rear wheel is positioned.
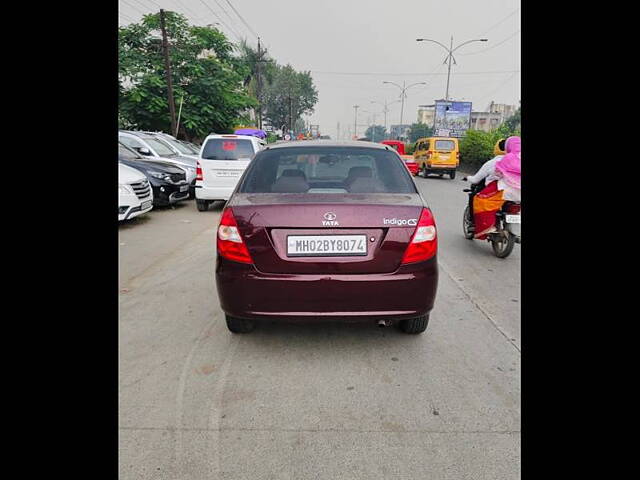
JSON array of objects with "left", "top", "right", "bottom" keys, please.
[
  {"left": 491, "top": 231, "right": 515, "bottom": 258},
  {"left": 463, "top": 206, "right": 474, "bottom": 240}
]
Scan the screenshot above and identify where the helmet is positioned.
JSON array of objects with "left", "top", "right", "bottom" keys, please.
[{"left": 494, "top": 138, "right": 507, "bottom": 156}]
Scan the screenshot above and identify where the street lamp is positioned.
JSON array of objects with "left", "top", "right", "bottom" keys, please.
[
  {"left": 416, "top": 36, "right": 488, "bottom": 104},
  {"left": 382, "top": 81, "right": 427, "bottom": 139}
]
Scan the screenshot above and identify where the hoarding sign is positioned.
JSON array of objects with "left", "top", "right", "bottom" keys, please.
[{"left": 434, "top": 101, "right": 472, "bottom": 137}]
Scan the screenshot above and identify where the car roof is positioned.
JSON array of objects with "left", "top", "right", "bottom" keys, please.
[{"left": 265, "top": 140, "right": 390, "bottom": 150}]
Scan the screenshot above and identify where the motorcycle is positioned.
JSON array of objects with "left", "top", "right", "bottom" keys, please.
[{"left": 462, "top": 179, "right": 521, "bottom": 258}]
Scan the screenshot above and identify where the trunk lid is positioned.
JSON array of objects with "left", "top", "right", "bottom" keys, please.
[{"left": 228, "top": 193, "right": 424, "bottom": 274}]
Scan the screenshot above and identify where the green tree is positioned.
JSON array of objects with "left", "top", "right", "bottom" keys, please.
[
  {"left": 118, "top": 11, "right": 256, "bottom": 141},
  {"left": 459, "top": 129, "right": 503, "bottom": 167},
  {"left": 364, "top": 125, "right": 387, "bottom": 142},
  {"left": 262, "top": 64, "right": 318, "bottom": 132},
  {"left": 407, "top": 123, "right": 434, "bottom": 143}
]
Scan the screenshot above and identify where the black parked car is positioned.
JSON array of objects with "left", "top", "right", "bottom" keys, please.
[{"left": 118, "top": 143, "right": 190, "bottom": 206}]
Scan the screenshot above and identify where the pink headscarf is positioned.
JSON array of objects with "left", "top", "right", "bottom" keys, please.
[{"left": 495, "top": 136, "right": 521, "bottom": 189}]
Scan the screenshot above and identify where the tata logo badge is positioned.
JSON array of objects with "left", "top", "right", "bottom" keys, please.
[{"left": 322, "top": 212, "right": 339, "bottom": 226}]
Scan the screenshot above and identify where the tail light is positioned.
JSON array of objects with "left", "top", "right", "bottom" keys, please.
[
  {"left": 505, "top": 203, "right": 521, "bottom": 214},
  {"left": 196, "top": 161, "right": 203, "bottom": 181},
  {"left": 401, "top": 208, "right": 437, "bottom": 264},
  {"left": 456, "top": 152, "right": 460, "bottom": 160},
  {"left": 217, "top": 208, "right": 253, "bottom": 264},
  {"left": 426, "top": 151, "right": 432, "bottom": 159}
]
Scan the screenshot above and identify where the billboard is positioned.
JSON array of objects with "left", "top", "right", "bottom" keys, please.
[{"left": 433, "top": 101, "right": 472, "bottom": 137}]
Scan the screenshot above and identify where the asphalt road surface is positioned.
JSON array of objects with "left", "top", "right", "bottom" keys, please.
[{"left": 119, "top": 172, "right": 521, "bottom": 479}]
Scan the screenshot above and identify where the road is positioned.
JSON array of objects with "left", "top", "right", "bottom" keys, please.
[{"left": 118, "top": 173, "right": 521, "bottom": 479}]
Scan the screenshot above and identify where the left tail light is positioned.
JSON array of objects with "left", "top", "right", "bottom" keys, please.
[
  {"left": 401, "top": 208, "right": 437, "bottom": 264},
  {"left": 196, "top": 161, "right": 203, "bottom": 181},
  {"left": 217, "top": 208, "right": 253, "bottom": 264}
]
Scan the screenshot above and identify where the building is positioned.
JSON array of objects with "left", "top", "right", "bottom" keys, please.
[
  {"left": 487, "top": 101, "right": 516, "bottom": 121},
  {"left": 417, "top": 106, "right": 435, "bottom": 127},
  {"left": 469, "top": 111, "right": 503, "bottom": 132}
]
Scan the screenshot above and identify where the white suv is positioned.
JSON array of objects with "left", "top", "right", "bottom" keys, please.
[
  {"left": 119, "top": 163, "right": 153, "bottom": 221},
  {"left": 195, "top": 134, "right": 266, "bottom": 211}
]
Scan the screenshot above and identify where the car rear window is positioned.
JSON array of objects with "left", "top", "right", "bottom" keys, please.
[
  {"left": 202, "top": 138, "right": 255, "bottom": 160},
  {"left": 434, "top": 140, "right": 456, "bottom": 151},
  {"left": 238, "top": 147, "right": 417, "bottom": 194}
]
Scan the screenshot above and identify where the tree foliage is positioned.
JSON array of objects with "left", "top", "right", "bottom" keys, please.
[
  {"left": 118, "top": 11, "right": 255, "bottom": 141},
  {"left": 364, "top": 125, "right": 387, "bottom": 142},
  {"left": 460, "top": 107, "right": 521, "bottom": 167},
  {"left": 407, "top": 123, "right": 434, "bottom": 143},
  {"left": 262, "top": 64, "right": 318, "bottom": 133}
]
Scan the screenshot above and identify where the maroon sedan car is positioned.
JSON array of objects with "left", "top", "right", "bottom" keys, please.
[{"left": 215, "top": 140, "right": 438, "bottom": 334}]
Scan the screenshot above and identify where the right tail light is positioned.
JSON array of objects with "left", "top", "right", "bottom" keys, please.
[{"left": 401, "top": 208, "right": 437, "bottom": 264}]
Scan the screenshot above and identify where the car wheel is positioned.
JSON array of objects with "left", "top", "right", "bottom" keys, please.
[
  {"left": 225, "top": 315, "right": 255, "bottom": 333},
  {"left": 399, "top": 314, "right": 429, "bottom": 334},
  {"left": 449, "top": 170, "right": 456, "bottom": 179},
  {"left": 420, "top": 165, "right": 428, "bottom": 178},
  {"left": 196, "top": 199, "right": 209, "bottom": 212}
]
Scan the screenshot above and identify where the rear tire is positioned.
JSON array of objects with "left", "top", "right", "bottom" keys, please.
[
  {"left": 196, "top": 199, "right": 210, "bottom": 212},
  {"left": 399, "top": 314, "right": 429, "bottom": 334},
  {"left": 225, "top": 315, "right": 255, "bottom": 333},
  {"left": 449, "top": 170, "right": 456, "bottom": 179},
  {"left": 463, "top": 206, "right": 474, "bottom": 239},
  {"left": 491, "top": 232, "right": 515, "bottom": 258},
  {"left": 420, "top": 165, "right": 428, "bottom": 178}
]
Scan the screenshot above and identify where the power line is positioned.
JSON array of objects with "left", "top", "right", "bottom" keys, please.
[
  {"left": 312, "top": 69, "right": 520, "bottom": 76},
  {"left": 459, "top": 30, "right": 521, "bottom": 56},
  {"left": 120, "top": 0, "right": 146, "bottom": 16},
  {"left": 119, "top": 11, "right": 135, "bottom": 23},
  {"left": 478, "top": 7, "right": 520, "bottom": 37},
  {"left": 128, "top": 0, "right": 154, "bottom": 14},
  {"left": 197, "top": 0, "right": 243, "bottom": 41},
  {"left": 224, "top": 0, "right": 259, "bottom": 39},
  {"left": 476, "top": 72, "right": 520, "bottom": 104},
  {"left": 211, "top": 0, "right": 246, "bottom": 38}
]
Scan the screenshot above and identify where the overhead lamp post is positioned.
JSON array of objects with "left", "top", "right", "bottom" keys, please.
[
  {"left": 416, "top": 36, "right": 488, "bottom": 104},
  {"left": 382, "top": 81, "right": 427, "bottom": 139}
]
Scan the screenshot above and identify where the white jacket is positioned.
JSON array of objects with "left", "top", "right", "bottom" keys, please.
[{"left": 467, "top": 155, "right": 520, "bottom": 202}]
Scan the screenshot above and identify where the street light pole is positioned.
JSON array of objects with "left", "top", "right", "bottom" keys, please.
[
  {"left": 416, "top": 36, "right": 488, "bottom": 120},
  {"left": 353, "top": 105, "right": 359, "bottom": 139},
  {"left": 382, "top": 81, "right": 427, "bottom": 140}
]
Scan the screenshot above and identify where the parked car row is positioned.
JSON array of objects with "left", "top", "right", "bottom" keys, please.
[{"left": 118, "top": 129, "right": 269, "bottom": 221}]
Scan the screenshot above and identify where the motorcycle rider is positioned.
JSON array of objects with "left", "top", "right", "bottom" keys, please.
[{"left": 463, "top": 136, "right": 521, "bottom": 239}]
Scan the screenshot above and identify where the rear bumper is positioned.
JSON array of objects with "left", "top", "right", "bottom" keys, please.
[
  {"left": 215, "top": 257, "right": 438, "bottom": 322},
  {"left": 195, "top": 184, "right": 234, "bottom": 201}
]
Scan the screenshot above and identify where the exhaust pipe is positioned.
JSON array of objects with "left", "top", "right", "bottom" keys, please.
[{"left": 377, "top": 319, "right": 390, "bottom": 327}]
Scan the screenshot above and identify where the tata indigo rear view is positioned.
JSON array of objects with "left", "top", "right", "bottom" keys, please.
[{"left": 214, "top": 141, "right": 439, "bottom": 334}]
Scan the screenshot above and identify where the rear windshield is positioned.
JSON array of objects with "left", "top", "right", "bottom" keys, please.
[
  {"left": 202, "top": 138, "right": 255, "bottom": 160},
  {"left": 434, "top": 140, "right": 456, "bottom": 151},
  {"left": 238, "top": 147, "right": 417, "bottom": 194}
]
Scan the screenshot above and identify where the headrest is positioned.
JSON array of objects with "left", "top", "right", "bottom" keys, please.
[
  {"left": 271, "top": 175, "right": 309, "bottom": 193},
  {"left": 280, "top": 169, "right": 307, "bottom": 180},
  {"left": 347, "top": 166, "right": 373, "bottom": 179},
  {"left": 348, "top": 177, "right": 384, "bottom": 193}
]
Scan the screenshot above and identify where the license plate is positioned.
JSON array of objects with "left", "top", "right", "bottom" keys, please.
[
  {"left": 506, "top": 214, "right": 521, "bottom": 224},
  {"left": 215, "top": 170, "right": 240, "bottom": 177},
  {"left": 287, "top": 235, "right": 367, "bottom": 257},
  {"left": 141, "top": 200, "right": 152, "bottom": 210},
  {"left": 180, "top": 185, "right": 189, "bottom": 192}
]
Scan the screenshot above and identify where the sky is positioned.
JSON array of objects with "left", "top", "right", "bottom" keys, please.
[{"left": 119, "top": 0, "right": 521, "bottom": 140}]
